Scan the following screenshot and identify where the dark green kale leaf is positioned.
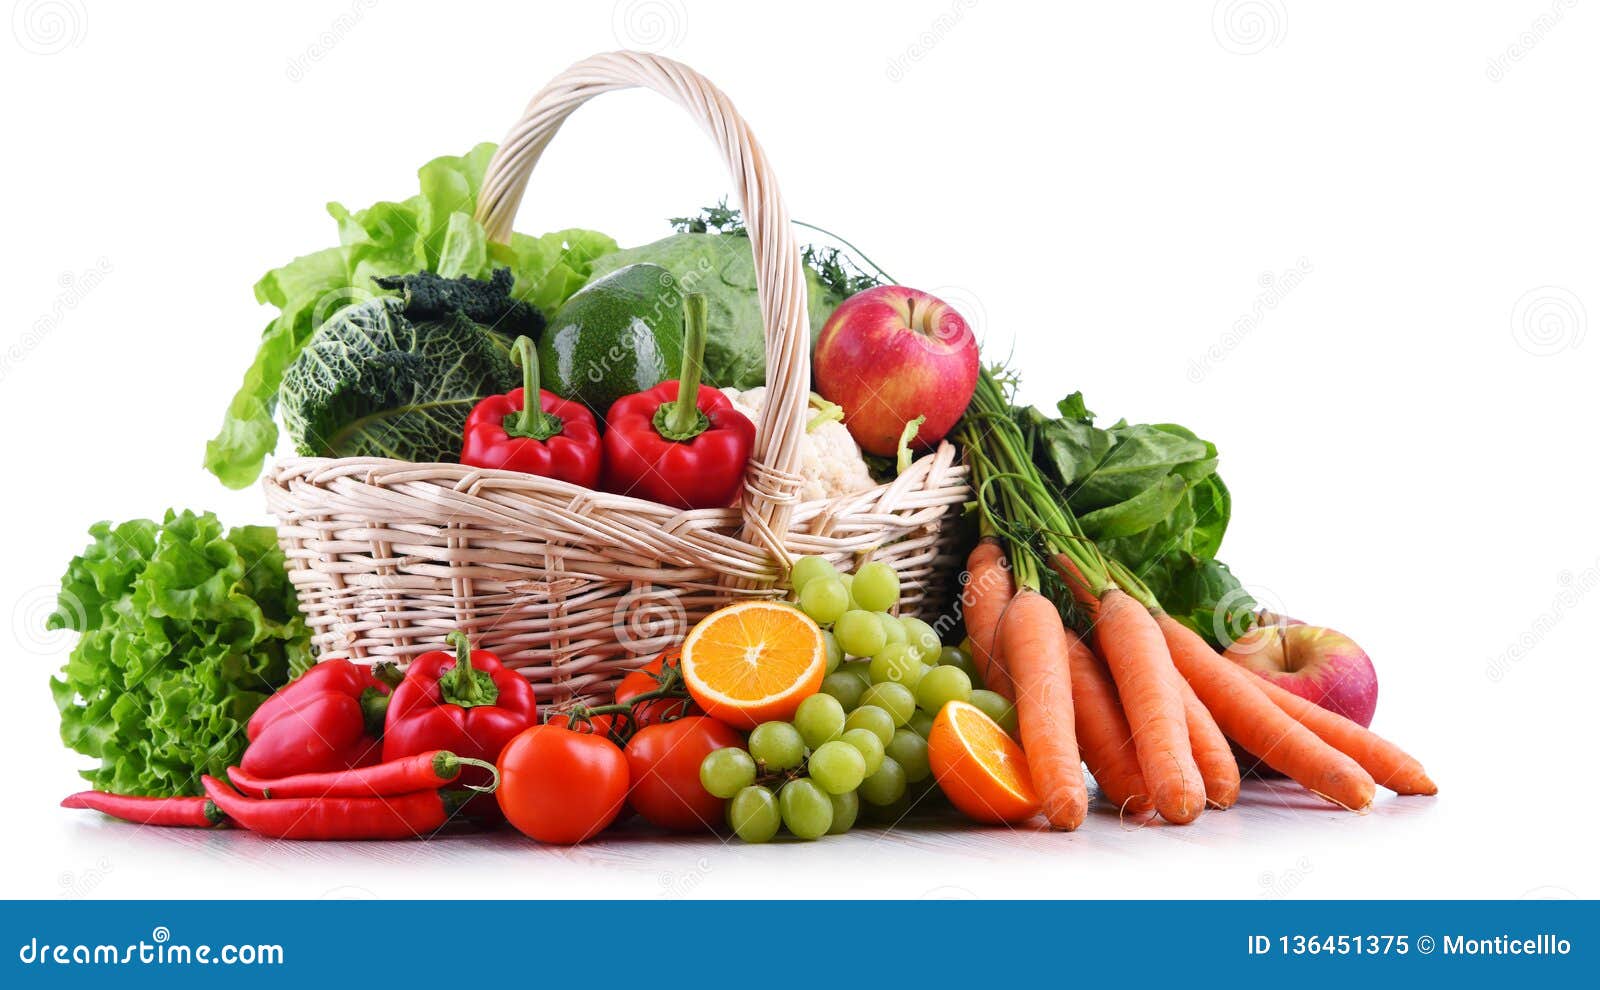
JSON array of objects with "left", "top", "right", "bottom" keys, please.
[{"left": 372, "top": 268, "right": 544, "bottom": 340}]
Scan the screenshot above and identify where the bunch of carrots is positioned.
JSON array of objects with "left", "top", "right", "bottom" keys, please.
[{"left": 955, "top": 370, "right": 1435, "bottom": 829}]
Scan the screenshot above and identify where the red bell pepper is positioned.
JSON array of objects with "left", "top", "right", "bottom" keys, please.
[
  {"left": 382, "top": 632, "right": 538, "bottom": 790},
  {"left": 241, "top": 657, "right": 395, "bottom": 778},
  {"left": 602, "top": 293, "right": 755, "bottom": 508},
  {"left": 461, "top": 335, "right": 602, "bottom": 486}
]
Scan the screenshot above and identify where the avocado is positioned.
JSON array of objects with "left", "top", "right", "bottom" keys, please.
[{"left": 538, "top": 263, "right": 686, "bottom": 415}]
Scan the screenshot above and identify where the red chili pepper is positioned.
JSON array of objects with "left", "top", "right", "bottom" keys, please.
[
  {"left": 201, "top": 776, "right": 463, "bottom": 841},
  {"left": 461, "top": 335, "right": 602, "bottom": 486},
  {"left": 382, "top": 633, "right": 538, "bottom": 788},
  {"left": 61, "top": 791, "right": 223, "bottom": 828},
  {"left": 224, "top": 751, "right": 498, "bottom": 799},
  {"left": 241, "top": 657, "right": 396, "bottom": 779},
  {"left": 602, "top": 294, "right": 755, "bottom": 509}
]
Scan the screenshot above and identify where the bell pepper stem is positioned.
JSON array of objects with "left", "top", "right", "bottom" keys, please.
[
  {"left": 440, "top": 631, "right": 501, "bottom": 709},
  {"left": 359, "top": 687, "right": 391, "bottom": 737},
  {"left": 505, "top": 336, "right": 564, "bottom": 442},
  {"left": 658, "top": 293, "right": 711, "bottom": 441},
  {"left": 371, "top": 662, "right": 405, "bottom": 690}
]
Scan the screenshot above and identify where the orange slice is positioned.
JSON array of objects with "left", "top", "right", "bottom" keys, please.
[
  {"left": 928, "top": 700, "right": 1041, "bottom": 824},
  {"left": 680, "top": 602, "right": 827, "bottom": 730}
]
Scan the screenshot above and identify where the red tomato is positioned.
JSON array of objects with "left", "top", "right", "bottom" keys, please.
[
  {"left": 497, "top": 725, "right": 628, "bottom": 845},
  {"left": 546, "top": 712, "right": 623, "bottom": 746},
  {"left": 624, "top": 716, "right": 745, "bottom": 832},
  {"left": 637, "top": 647, "right": 680, "bottom": 676},
  {"left": 615, "top": 648, "right": 702, "bottom": 727}
]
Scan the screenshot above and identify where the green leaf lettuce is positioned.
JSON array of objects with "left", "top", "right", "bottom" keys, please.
[{"left": 48, "top": 510, "right": 314, "bottom": 796}]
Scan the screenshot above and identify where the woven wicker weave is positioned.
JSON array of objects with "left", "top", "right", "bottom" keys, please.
[{"left": 263, "top": 52, "right": 970, "bottom": 706}]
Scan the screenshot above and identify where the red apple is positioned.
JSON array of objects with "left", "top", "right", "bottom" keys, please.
[
  {"left": 1224, "top": 623, "right": 1378, "bottom": 727},
  {"left": 813, "top": 286, "right": 979, "bottom": 457}
]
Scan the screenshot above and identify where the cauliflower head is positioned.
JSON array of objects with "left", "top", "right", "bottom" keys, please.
[{"left": 720, "top": 387, "right": 877, "bottom": 501}]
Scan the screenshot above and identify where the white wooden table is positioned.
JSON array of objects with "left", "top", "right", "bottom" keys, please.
[{"left": 22, "top": 776, "right": 1561, "bottom": 901}]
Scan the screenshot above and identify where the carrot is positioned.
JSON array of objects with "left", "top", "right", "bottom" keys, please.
[
  {"left": 1050, "top": 554, "right": 1232, "bottom": 809},
  {"left": 1172, "top": 670, "right": 1241, "bottom": 809},
  {"left": 998, "top": 589, "right": 1087, "bottom": 829},
  {"left": 1157, "top": 612, "right": 1376, "bottom": 810},
  {"left": 1091, "top": 589, "right": 1205, "bottom": 825},
  {"left": 1064, "top": 629, "right": 1153, "bottom": 815},
  {"left": 1251, "top": 677, "right": 1436, "bottom": 795},
  {"left": 1047, "top": 554, "right": 1099, "bottom": 611},
  {"left": 960, "top": 537, "right": 1016, "bottom": 700}
]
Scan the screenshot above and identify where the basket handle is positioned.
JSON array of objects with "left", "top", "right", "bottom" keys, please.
[{"left": 476, "top": 51, "right": 808, "bottom": 576}]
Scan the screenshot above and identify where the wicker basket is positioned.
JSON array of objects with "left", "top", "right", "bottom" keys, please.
[{"left": 263, "top": 51, "right": 971, "bottom": 706}]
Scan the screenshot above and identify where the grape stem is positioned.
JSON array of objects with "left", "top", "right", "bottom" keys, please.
[{"left": 753, "top": 764, "right": 812, "bottom": 790}]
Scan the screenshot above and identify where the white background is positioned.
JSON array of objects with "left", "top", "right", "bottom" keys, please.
[{"left": 3, "top": 0, "right": 1596, "bottom": 900}]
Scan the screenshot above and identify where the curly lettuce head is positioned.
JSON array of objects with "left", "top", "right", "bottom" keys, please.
[{"left": 48, "top": 510, "right": 313, "bottom": 796}]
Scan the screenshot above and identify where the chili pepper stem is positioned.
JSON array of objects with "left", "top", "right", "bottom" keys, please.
[
  {"left": 440, "top": 631, "right": 501, "bottom": 709},
  {"left": 656, "top": 293, "right": 712, "bottom": 441},
  {"left": 454, "top": 757, "right": 501, "bottom": 794},
  {"left": 504, "top": 336, "right": 565, "bottom": 442}
]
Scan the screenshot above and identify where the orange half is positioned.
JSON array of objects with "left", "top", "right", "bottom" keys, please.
[
  {"left": 681, "top": 602, "right": 827, "bottom": 730},
  {"left": 928, "top": 700, "right": 1041, "bottom": 825}
]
